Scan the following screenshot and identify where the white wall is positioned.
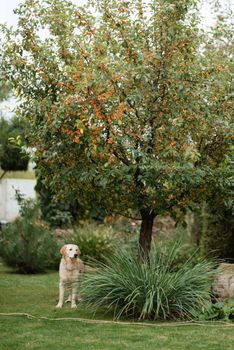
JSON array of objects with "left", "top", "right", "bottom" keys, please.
[{"left": 0, "top": 178, "right": 36, "bottom": 221}]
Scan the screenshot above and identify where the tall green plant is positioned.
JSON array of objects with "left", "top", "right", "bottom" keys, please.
[{"left": 81, "top": 243, "right": 216, "bottom": 320}]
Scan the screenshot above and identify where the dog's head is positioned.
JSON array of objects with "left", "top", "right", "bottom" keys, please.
[{"left": 60, "top": 244, "right": 81, "bottom": 259}]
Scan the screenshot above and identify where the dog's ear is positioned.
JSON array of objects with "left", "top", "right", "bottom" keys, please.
[
  {"left": 77, "top": 246, "right": 81, "bottom": 256},
  {"left": 60, "top": 245, "right": 67, "bottom": 256}
]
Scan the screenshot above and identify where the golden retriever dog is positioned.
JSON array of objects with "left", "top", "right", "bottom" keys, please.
[{"left": 56, "top": 244, "right": 84, "bottom": 309}]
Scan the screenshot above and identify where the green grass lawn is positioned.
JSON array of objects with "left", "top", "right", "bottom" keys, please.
[{"left": 1, "top": 261, "right": 234, "bottom": 350}]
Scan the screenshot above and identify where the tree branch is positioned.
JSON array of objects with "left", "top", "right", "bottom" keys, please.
[{"left": 0, "top": 171, "right": 6, "bottom": 181}]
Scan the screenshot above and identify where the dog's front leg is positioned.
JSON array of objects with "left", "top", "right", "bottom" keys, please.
[
  {"left": 71, "top": 282, "right": 78, "bottom": 309},
  {"left": 56, "top": 281, "right": 65, "bottom": 308}
]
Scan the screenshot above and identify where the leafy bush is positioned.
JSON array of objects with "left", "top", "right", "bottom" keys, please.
[
  {"left": 81, "top": 243, "right": 216, "bottom": 320},
  {"left": 196, "top": 298, "right": 234, "bottom": 322},
  {"left": 200, "top": 206, "right": 234, "bottom": 261},
  {"left": 70, "top": 223, "right": 114, "bottom": 263},
  {"left": 0, "top": 199, "right": 60, "bottom": 273},
  {"left": 35, "top": 176, "right": 77, "bottom": 228},
  {"left": 35, "top": 175, "right": 107, "bottom": 229}
]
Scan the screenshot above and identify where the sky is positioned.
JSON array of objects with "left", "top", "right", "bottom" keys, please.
[
  {"left": 0, "top": 0, "right": 87, "bottom": 28},
  {"left": 0, "top": 0, "right": 233, "bottom": 118}
]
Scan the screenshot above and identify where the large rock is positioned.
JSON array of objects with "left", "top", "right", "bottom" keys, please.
[{"left": 212, "top": 263, "right": 234, "bottom": 301}]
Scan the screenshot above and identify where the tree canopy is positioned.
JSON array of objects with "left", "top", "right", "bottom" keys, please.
[{"left": 0, "top": 0, "right": 233, "bottom": 256}]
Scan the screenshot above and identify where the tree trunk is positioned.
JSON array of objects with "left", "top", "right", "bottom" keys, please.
[{"left": 139, "top": 209, "right": 155, "bottom": 260}]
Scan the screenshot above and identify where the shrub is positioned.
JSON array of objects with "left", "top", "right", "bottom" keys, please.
[
  {"left": 200, "top": 206, "right": 234, "bottom": 261},
  {"left": 0, "top": 199, "right": 60, "bottom": 273},
  {"left": 35, "top": 176, "right": 76, "bottom": 228},
  {"left": 81, "top": 243, "right": 216, "bottom": 320},
  {"left": 196, "top": 298, "right": 234, "bottom": 322},
  {"left": 70, "top": 223, "right": 114, "bottom": 263},
  {"left": 35, "top": 175, "right": 107, "bottom": 229}
]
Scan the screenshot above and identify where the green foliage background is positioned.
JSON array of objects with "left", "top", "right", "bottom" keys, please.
[{"left": 0, "top": 116, "right": 29, "bottom": 172}]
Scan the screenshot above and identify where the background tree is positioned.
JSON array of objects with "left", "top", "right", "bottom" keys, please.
[
  {"left": 0, "top": 81, "right": 11, "bottom": 102},
  {"left": 0, "top": 116, "right": 30, "bottom": 173},
  {"left": 0, "top": 76, "right": 29, "bottom": 174},
  {"left": 187, "top": 13, "right": 234, "bottom": 259},
  {"left": 0, "top": 0, "right": 232, "bottom": 258}
]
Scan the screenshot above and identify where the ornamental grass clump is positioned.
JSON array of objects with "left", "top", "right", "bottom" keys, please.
[{"left": 81, "top": 243, "right": 216, "bottom": 320}]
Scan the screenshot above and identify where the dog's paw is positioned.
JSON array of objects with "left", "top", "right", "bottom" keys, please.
[
  {"left": 56, "top": 303, "right": 63, "bottom": 308},
  {"left": 71, "top": 304, "right": 77, "bottom": 309}
]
